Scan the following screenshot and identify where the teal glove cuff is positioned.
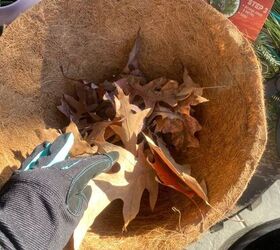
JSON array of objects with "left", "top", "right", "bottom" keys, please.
[
  {"left": 19, "top": 133, "right": 118, "bottom": 216},
  {"left": 20, "top": 133, "right": 74, "bottom": 171}
]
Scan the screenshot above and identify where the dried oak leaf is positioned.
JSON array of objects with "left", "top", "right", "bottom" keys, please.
[
  {"left": 65, "top": 122, "right": 97, "bottom": 156},
  {"left": 122, "top": 32, "right": 143, "bottom": 77},
  {"left": 174, "top": 96, "right": 208, "bottom": 150},
  {"left": 148, "top": 104, "right": 184, "bottom": 123},
  {"left": 147, "top": 153, "right": 194, "bottom": 198},
  {"left": 35, "top": 128, "right": 60, "bottom": 142},
  {"left": 36, "top": 125, "right": 97, "bottom": 157},
  {"left": 154, "top": 120, "right": 182, "bottom": 150},
  {"left": 110, "top": 85, "right": 151, "bottom": 155},
  {"left": 58, "top": 91, "right": 90, "bottom": 123},
  {"left": 152, "top": 70, "right": 208, "bottom": 150},
  {"left": 86, "top": 121, "right": 116, "bottom": 146},
  {"left": 155, "top": 117, "right": 184, "bottom": 134},
  {"left": 126, "top": 68, "right": 207, "bottom": 110},
  {"left": 127, "top": 78, "right": 181, "bottom": 109},
  {"left": 176, "top": 68, "right": 208, "bottom": 113},
  {"left": 156, "top": 115, "right": 201, "bottom": 150},
  {"left": 58, "top": 80, "right": 115, "bottom": 128},
  {"left": 144, "top": 134, "right": 208, "bottom": 202},
  {"left": 73, "top": 124, "right": 158, "bottom": 248},
  {"left": 96, "top": 142, "right": 158, "bottom": 226},
  {"left": 149, "top": 104, "right": 200, "bottom": 150}
]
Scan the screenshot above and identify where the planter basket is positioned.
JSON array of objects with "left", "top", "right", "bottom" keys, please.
[{"left": 0, "top": 0, "right": 266, "bottom": 249}]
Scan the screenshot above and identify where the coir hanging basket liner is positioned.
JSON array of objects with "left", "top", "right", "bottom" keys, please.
[{"left": 0, "top": 0, "right": 266, "bottom": 249}]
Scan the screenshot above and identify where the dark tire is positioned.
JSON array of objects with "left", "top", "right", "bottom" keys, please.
[{"left": 229, "top": 219, "right": 280, "bottom": 250}]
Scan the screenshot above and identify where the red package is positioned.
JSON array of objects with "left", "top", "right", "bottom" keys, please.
[{"left": 208, "top": 0, "right": 275, "bottom": 40}]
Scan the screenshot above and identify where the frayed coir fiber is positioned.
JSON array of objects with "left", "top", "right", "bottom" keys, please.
[{"left": 0, "top": 0, "right": 267, "bottom": 249}]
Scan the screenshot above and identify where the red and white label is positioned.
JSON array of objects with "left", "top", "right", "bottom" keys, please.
[{"left": 207, "top": 0, "right": 275, "bottom": 41}]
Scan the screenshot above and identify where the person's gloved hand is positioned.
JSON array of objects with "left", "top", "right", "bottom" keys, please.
[{"left": 0, "top": 133, "right": 118, "bottom": 250}]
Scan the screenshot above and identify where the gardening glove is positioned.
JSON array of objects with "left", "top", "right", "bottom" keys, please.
[
  {"left": 0, "top": 0, "right": 42, "bottom": 35},
  {"left": 0, "top": 133, "right": 118, "bottom": 250}
]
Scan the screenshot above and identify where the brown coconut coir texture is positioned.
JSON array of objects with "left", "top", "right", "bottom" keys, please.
[{"left": 0, "top": 0, "right": 267, "bottom": 249}]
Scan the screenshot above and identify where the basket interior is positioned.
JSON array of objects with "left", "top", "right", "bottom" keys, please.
[{"left": 0, "top": 0, "right": 266, "bottom": 249}]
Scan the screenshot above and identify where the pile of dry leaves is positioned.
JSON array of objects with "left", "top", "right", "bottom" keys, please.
[{"left": 58, "top": 35, "right": 209, "bottom": 231}]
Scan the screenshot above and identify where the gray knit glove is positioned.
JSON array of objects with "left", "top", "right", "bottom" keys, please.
[{"left": 0, "top": 133, "right": 118, "bottom": 250}]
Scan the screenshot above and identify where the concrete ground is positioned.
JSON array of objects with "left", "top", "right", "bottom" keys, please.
[{"left": 187, "top": 180, "right": 280, "bottom": 250}]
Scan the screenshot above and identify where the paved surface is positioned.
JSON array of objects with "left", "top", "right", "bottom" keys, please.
[{"left": 187, "top": 180, "right": 280, "bottom": 250}]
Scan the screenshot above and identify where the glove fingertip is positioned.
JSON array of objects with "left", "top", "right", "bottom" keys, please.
[
  {"left": 82, "top": 185, "right": 92, "bottom": 203},
  {"left": 105, "top": 151, "right": 119, "bottom": 166}
]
